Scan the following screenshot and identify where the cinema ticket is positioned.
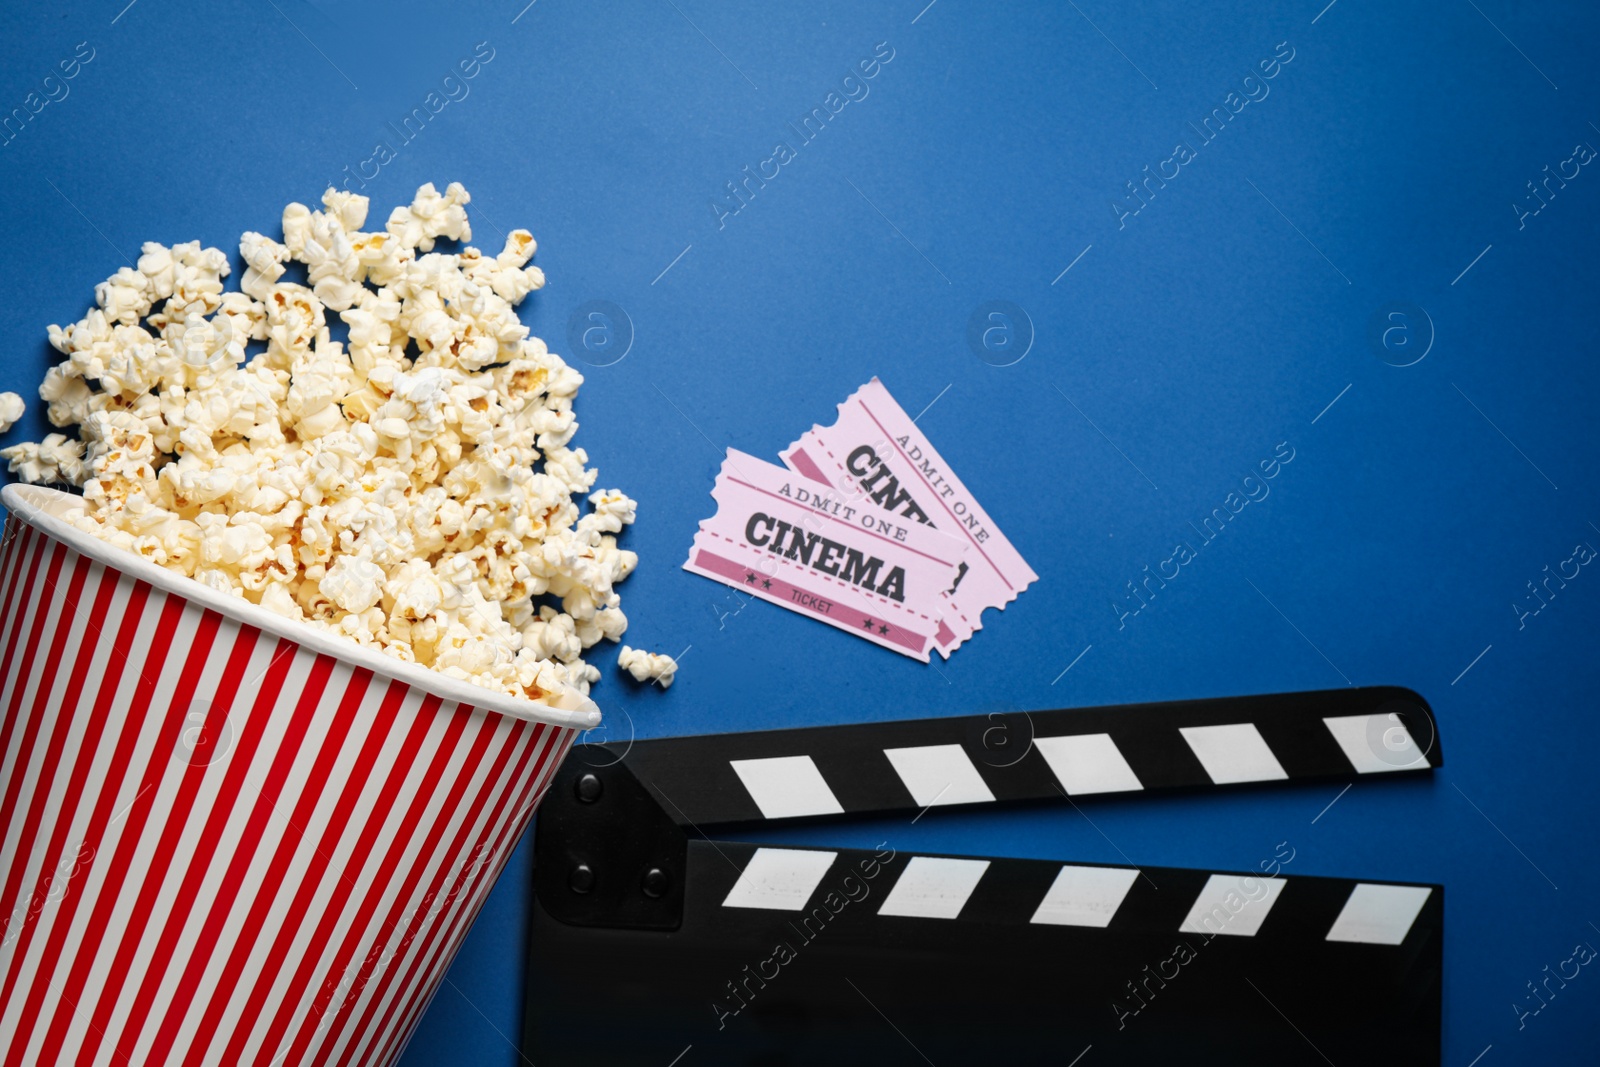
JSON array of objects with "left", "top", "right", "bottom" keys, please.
[
  {"left": 684, "top": 449, "right": 968, "bottom": 662},
  {"left": 781, "top": 378, "right": 1037, "bottom": 655}
]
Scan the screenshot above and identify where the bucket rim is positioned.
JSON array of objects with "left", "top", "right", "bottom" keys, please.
[{"left": 1, "top": 482, "right": 603, "bottom": 731}]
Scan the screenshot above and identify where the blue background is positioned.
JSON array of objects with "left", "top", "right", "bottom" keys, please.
[{"left": 3, "top": 0, "right": 1597, "bottom": 1063}]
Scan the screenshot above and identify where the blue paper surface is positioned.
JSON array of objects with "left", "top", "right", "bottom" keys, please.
[{"left": 2, "top": 1, "right": 1597, "bottom": 1062}]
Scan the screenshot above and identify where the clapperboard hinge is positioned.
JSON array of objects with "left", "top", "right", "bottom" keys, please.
[{"left": 525, "top": 686, "right": 1444, "bottom": 1066}]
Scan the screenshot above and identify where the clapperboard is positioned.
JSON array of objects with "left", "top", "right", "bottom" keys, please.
[{"left": 523, "top": 687, "right": 1442, "bottom": 1065}]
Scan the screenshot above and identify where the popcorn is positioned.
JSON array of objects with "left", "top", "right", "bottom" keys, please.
[
  {"left": 1, "top": 183, "right": 652, "bottom": 702},
  {"left": 579, "top": 489, "right": 637, "bottom": 539},
  {"left": 0, "top": 392, "right": 23, "bottom": 433},
  {"left": 320, "top": 554, "right": 385, "bottom": 614},
  {"left": 239, "top": 231, "right": 289, "bottom": 300},
  {"left": 386, "top": 181, "right": 472, "bottom": 252},
  {"left": 617, "top": 646, "right": 677, "bottom": 689},
  {"left": 3, "top": 433, "right": 85, "bottom": 486}
]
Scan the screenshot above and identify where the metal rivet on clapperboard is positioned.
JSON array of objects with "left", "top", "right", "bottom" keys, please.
[
  {"left": 574, "top": 773, "right": 603, "bottom": 803},
  {"left": 569, "top": 863, "right": 595, "bottom": 894},
  {"left": 640, "top": 867, "right": 668, "bottom": 899}
]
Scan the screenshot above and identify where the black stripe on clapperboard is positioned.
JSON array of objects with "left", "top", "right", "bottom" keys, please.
[{"left": 615, "top": 686, "right": 1440, "bottom": 827}]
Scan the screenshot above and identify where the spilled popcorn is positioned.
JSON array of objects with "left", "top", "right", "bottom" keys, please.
[
  {"left": 617, "top": 646, "right": 677, "bottom": 688},
  {"left": 0, "top": 392, "right": 23, "bottom": 434},
  {"left": 3, "top": 182, "right": 643, "bottom": 701}
]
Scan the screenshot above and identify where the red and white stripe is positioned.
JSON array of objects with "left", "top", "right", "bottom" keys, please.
[{"left": 0, "top": 516, "right": 577, "bottom": 1066}]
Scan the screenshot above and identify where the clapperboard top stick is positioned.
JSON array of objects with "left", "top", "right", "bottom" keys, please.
[
  {"left": 590, "top": 684, "right": 1440, "bottom": 828},
  {"left": 526, "top": 686, "right": 1444, "bottom": 1066}
]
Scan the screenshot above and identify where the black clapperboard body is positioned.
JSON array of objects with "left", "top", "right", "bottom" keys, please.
[{"left": 523, "top": 687, "right": 1442, "bottom": 1065}]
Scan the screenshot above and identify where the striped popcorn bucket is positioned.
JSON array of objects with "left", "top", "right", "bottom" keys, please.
[{"left": 0, "top": 484, "right": 599, "bottom": 1066}]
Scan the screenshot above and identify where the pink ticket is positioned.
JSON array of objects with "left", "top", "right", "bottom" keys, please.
[
  {"left": 781, "top": 378, "right": 1037, "bottom": 653},
  {"left": 684, "top": 449, "right": 968, "bottom": 662}
]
